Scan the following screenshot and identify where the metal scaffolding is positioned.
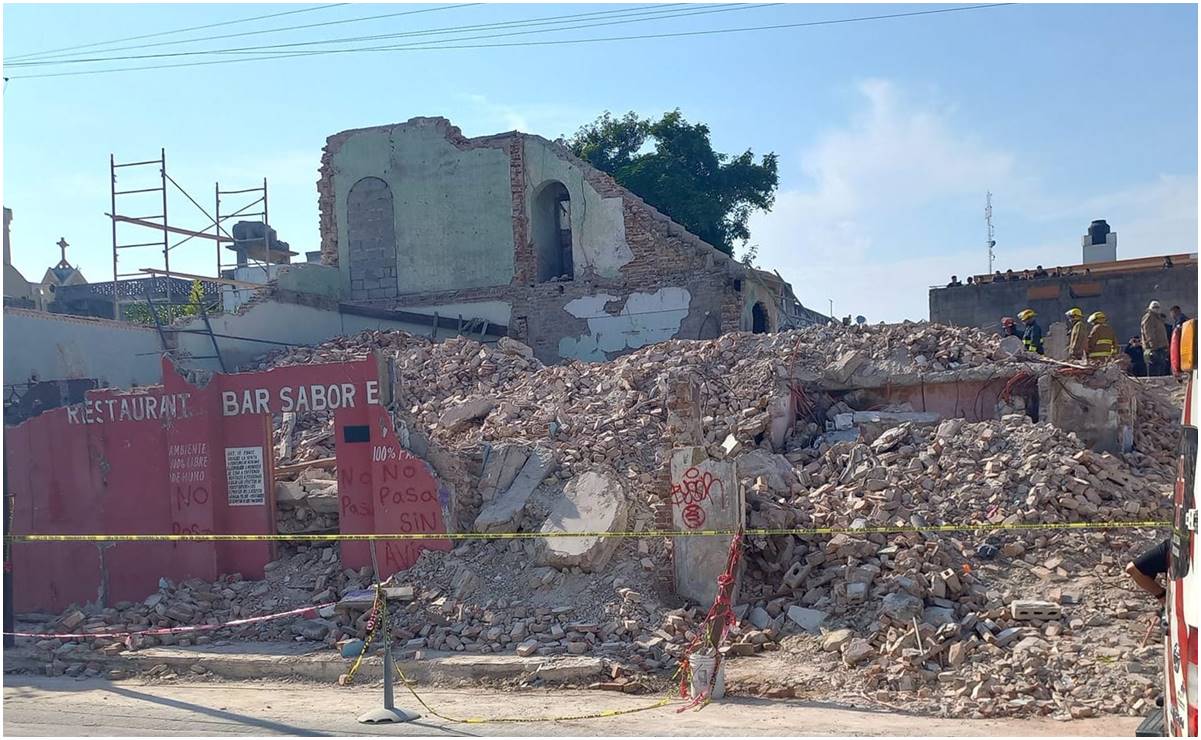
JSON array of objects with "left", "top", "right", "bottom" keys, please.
[{"left": 107, "top": 149, "right": 290, "bottom": 321}]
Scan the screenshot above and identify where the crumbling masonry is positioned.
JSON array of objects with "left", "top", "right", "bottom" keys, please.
[{"left": 317, "top": 117, "right": 792, "bottom": 365}]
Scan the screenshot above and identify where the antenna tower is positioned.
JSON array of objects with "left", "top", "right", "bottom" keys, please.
[{"left": 985, "top": 191, "right": 996, "bottom": 274}]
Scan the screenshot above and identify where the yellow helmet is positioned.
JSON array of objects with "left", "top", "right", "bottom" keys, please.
[
  {"left": 1065, "top": 307, "right": 1083, "bottom": 320},
  {"left": 1017, "top": 309, "right": 1036, "bottom": 321},
  {"left": 1088, "top": 311, "right": 1107, "bottom": 324}
]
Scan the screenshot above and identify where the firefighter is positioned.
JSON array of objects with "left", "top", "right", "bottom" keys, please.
[
  {"left": 1000, "top": 316, "right": 1019, "bottom": 337},
  {"left": 1141, "top": 300, "right": 1170, "bottom": 376},
  {"left": 1065, "top": 307, "right": 1088, "bottom": 361},
  {"left": 1018, "top": 308, "right": 1044, "bottom": 354},
  {"left": 1086, "top": 311, "right": 1118, "bottom": 361}
]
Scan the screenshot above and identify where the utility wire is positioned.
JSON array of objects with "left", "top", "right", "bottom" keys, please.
[
  {"left": 8, "top": 3, "right": 486, "bottom": 65},
  {"left": 6, "top": 4, "right": 1014, "bottom": 81},
  {"left": 4, "top": 4, "right": 350, "bottom": 62},
  {"left": 5, "top": 3, "right": 712, "bottom": 68}
]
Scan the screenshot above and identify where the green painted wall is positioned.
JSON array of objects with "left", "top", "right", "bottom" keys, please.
[
  {"left": 522, "top": 140, "right": 633, "bottom": 279},
  {"left": 332, "top": 124, "right": 515, "bottom": 295}
]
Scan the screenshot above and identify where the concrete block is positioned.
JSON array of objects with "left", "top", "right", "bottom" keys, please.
[
  {"left": 475, "top": 446, "right": 555, "bottom": 533},
  {"left": 540, "top": 471, "right": 628, "bottom": 572},
  {"left": 438, "top": 398, "right": 496, "bottom": 432},
  {"left": 1010, "top": 600, "right": 1061, "bottom": 621},
  {"left": 827, "top": 350, "right": 868, "bottom": 384},
  {"left": 786, "top": 606, "right": 827, "bottom": 633}
]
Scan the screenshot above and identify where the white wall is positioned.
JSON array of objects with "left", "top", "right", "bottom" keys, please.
[
  {"left": 557, "top": 287, "right": 691, "bottom": 362},
  {"left": 174, "top": 299, "right": 493, "bottom": 372},
  {"left": 3, "top": 308, "right": 164, "bottom": 388}
]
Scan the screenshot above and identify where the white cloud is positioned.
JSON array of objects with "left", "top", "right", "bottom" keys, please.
[{"left": 750, "top": 79, "right": 1196, "bottom": 323}]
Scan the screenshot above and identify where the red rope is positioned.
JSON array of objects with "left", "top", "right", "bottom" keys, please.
[{"left": 676, "top": 531, "right": 744, "bottom": 711}]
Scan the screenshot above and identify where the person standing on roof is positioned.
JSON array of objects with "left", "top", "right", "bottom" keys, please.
[
  {"left": 1018, "top": 309, "right": 1044, "bottom": 354},
  {"left": 1141, "top": 300, "right": 1170, "bottom": 376},
  {"left": 1086, "top": 311, "right": 1118, "bottom": 361},
  {"left": 1066, "top": 307, "right": 1088, "bottom": 361}
]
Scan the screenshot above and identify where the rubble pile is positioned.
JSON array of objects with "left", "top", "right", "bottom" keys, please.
[
  {"left": 1130, "top": 377, "right": 1186, "bottom": 469},
  {"left": 256, "top": 324, "right": 1016, "bottom": 480},
  {"left": 274, "top": 467, "right": 340, "bottom": 534},
  {"left": 19, "top": 324, "right": 1181, "bottom": 720},
  {"left": 22, "top": 546, "right": 376, "bottom": 676},
  {"left": 725, "top": 413, "right": 1173, "bottom": 717}
]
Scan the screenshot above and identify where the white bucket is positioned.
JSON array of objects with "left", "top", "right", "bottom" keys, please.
[{"left": 688, "top": 653, "right": 726, "bottom": 700}]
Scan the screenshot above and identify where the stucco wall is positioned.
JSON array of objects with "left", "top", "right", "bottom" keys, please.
[
  {"left": 3, "top": 307, "right": 163, "bottom": 388},
  {"left": 174, "top": 300, "right": 442, "bottom": 372},
  {"left": 318, "top": 117, "right": 792, "bottom": 366},
  {"left": 522, "top": 139, "right": 633, "bottom": 280},
  {"left": 930, "top": 263, "right": 1198, "bottom": 344},
  {"left": 557, "top": 287, "right": 692, "bottom": 361},
  {"left": 328, "top": 122, "right": 515, "bottom": 298}
]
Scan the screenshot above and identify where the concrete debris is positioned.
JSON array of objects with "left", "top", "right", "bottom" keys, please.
[
  {"left": 540, "top": 471, "right": 629, "bottom": 572},
  {"left": 19, "top": 324, "right": 1177, "bottom": 721},
  {"left": 474, "top": 445, "right": 555, "bottom": 533}
]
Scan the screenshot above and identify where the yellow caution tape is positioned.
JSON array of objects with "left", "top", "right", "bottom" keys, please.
[
  {"left": 393, "top": 663, "right": 677, "bottom": 724},
  {"left": 341, "top": 587, "right": 382, "bottom": 687},
  {"left": 3, "top": 519, "right": 1170, "bottom": 543}
]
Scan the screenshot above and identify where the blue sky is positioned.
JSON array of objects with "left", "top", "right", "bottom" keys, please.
[{"left": 3, "top": 2, "right": 1197, "bottom": 321}]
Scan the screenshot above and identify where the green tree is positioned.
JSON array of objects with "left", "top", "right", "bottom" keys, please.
[
  {"left": 125, "top": 279, "right": 208, "bottom": 325},
  {"left": 568, "top": 110, "right": 779, "bottom": 256}
]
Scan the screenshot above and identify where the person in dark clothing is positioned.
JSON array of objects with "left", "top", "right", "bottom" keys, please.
[
  {"left": 947, "top": 275, "right": 961, "bottom": 287},
  {"left": 966, "top": 276, "right": 974, "bottom": 285},
  {"left": 1001, "top": 317, "right": 1019, "bottom": 337},
  {"left": 1005, "top": 269, "right": 1016, "bottom": 281},
  {"left": 1018, "top": 308, "right": 1044, "bottom": 354},
  {"left": 1126, "top": 538, "right": 1170, "bottom": 606},
  {"left": 993, "top": 270, "right": 1004, "bottom": 283},
  {"left": 1171, "top": 305, "right": 1188, "bottom": 330},
  {"left": 1124, "top": 337, "right": 1147, "bottom": 377}
]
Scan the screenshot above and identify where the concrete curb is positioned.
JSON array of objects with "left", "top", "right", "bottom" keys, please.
[{"left": 5, "top": 642, "right": 609, "bottom": 686}]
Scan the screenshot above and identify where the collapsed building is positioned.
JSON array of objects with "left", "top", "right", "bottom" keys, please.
[
  {"left": 6, "top": 317, "right": 1180, "bottom": 721},
  {"left": 317, "top": 116, "right": 815, "bottom": 363}
]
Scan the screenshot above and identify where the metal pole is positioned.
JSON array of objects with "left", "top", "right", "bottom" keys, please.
[
  {"left": 160, "top": 148, "right": 171, "bottom": 303},
  {"left": 3, "top": 456, "right": 13, "bottom": 649},
  {"left": 262, "top": 178, "right": 271, "bottom": 278},
  {"left": 110, "top": 154, "right": 119, "bottom": 320},
  {"left": 214, "top": 182, "right": 221, "bottom": 279},
  {"left": 357, "top": 545, "right": 418, "bottom": 724}
]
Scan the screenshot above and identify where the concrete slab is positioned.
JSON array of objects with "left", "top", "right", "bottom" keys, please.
[
  {"left": 540, "top": 470, "right": 628, "bottom": 572},
  {"left": 670, "top": 448, "right": 742, "bottom": 607},
  {"left": 474, "top": 445, "right": 555, "bottom": 532}
]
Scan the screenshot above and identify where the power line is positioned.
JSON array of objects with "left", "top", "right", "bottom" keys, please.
[
  {"left": 6, "top": 4, "right": 1014, "bottom": 81},
  {"left": 5, "top": 3, "right": 718, "bottom": 68},
  {"left": 8, "top": 3, "right": 486, "bottom": 65},
  {"left": 4, "top": 4, "right": 350, "bottom": 62}
]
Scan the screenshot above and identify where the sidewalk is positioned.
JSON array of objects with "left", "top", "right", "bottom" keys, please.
[
  {"left": 3, "top": 675, "right": 1141, "bottom": 737},
  {"left": 4, "top": 640, "right": 609, "bottom": 686}
]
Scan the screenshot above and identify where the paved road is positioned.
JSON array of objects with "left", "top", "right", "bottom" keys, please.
[{"left": 3, "top": 676, "right": 1139, "bottom": 736}]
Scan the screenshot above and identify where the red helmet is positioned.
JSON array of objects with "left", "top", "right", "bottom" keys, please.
[{"left": 1001, "top": 317, "right": 1015, "bottom": 327}]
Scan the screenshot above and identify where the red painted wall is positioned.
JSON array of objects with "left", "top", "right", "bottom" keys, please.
[{"left": 7, "top": 354, "right": 450, "bottom": 613}]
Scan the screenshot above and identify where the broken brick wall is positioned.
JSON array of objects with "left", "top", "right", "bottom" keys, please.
[{"left": 318, "top": 117, "right": 777, "bottom": 365}]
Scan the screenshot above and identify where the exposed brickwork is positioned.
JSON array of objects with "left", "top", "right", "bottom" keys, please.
[
  {"left": 317, "top": 116, "right": 789, "bottom": 362},
  {"left": 509, "top": 136, "right": 534, "bottom": 286}
]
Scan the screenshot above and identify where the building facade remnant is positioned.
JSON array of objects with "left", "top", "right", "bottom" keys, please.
[{"left": 318, "top": 117, "right": 803, "bottom": 364}]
